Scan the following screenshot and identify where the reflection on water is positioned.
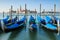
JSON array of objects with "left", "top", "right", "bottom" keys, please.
[
  {"left": 41, "top": 27, "right": 57, "bottom": 40},
  {"left": 29, "top": 31, "right": 37, "bottom": 40},
  {"left": 0, "top": 13, "right": 60, "bottom": 40},
  {"left": 8, "top": 27, "right": 25, "bottom": 40},
  {"left": 0, "top": 32, "right": 11, "bottom": 40}
]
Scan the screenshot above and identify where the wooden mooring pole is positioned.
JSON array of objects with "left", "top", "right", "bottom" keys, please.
[
  {"left": 53, "top": 4, "right": 56, "bottom": 25},
  {"left": 17, "top": 9, "right": 19, "bottom": 21},
  {"left": 1, "top": 11, "right": 5, "bottom": 32},
  {"left": 57, "top": 19, "right": 60, "bottom": 35},
  {"left": 40, "top": 4, "right": 41, "bottom": 16},
  {"left": 25, "top": 3, "right": 27, "bottom": 23},
  {"left": 3, "top": 11, "right": 4, "bottom": 18},
  {"left": 25, "top": 4, "right": 28, "bottom": 31},
  {"left": 10, "top": 5, "right": 13, "bottom": 23}
]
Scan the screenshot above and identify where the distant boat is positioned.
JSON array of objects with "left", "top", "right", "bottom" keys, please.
[
  {"left": 4, "top": 16, "right": 26, "bottom": 32},
  {"left": 3, "top": 16, "right": 18, "bottom": 26},
  {"left": 37, "top": 16, "right": 58, "bottom": 33},
  {"left": 29, "top": 15, "right": 37, "bottom": 31}
]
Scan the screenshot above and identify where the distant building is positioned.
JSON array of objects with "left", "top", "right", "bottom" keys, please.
[
  {"left": 42, "top": 9, "right": 45, "bottom": 13},
  {"left": 29, "top": 10, "right": 37, "bottom": 13},
  {"left": 19, "top": 4, "right": 37, "bottom": 13},
  {"left": 9, "top": 10, "right": 16, "bottom": 13},
  {"left": 20, "top": 10, "right": 25, "bottom": 13},
  {"left": 20, "top": 9, "right": 37, "bottom": 13}
]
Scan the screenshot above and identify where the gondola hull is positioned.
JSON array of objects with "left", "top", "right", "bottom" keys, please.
[
  {"left": 37, "top": 16, "right": 58, "bottom": 33},
  {"left": 40, "top": 23, "right": 58, "bottom": 33},
  {"left": 44, "top": 16, "right": 58, "bottom": 27},
  {"left": 53, "top": 16, "right": 59, "bottom": 26},
  {"left": 5, "top": 22, "right": 26, "bottom": 32},
  {"left": 29, "top": 24, "right": 37, "bottom": 31},
  {"left": 0, "top": 20, "right": 2, "bottom": 32},
  {"left": 3, "top": 16, "right": 17, "bottom": 26},
  {"left": 4, "top": 16, "right": 26, "bottom": 32}
]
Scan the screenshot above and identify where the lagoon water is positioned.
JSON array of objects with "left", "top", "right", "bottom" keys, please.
[{"left": 0, "top": 13, "right": 60, "bottom": 40}]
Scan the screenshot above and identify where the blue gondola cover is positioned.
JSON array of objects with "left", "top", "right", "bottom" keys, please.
[{"left": 6, "top": 16, "right": 26, "bottom": 29}]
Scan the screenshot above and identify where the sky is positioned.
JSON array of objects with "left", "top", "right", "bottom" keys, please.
[{"left": 0, "top": 0, "right": 60, "bottom": 12}]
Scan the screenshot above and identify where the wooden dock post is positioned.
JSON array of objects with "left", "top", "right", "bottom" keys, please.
[
  {"left": 25, "top": 3, "right": 28, "bottom": 31},
  {"left": 40, "top": 4, "right": 41, "bottom": 16},
  {"left": 25, "top": 4, "right": 27, "bottom": 14},
  {"left": 53, "top": 4, "right": 56, "bottom": 23},
  {"left": 40, "top": 4, "right": 41, "bottom": 15},
  {"left": 54, "top": 4, "right": 56, "bottom": 15},
  {"left": 25, "top": 3, "right": 27, "bottom": 21},
  {"left": 17, "top": 9, "right": 19, "bottom": 21},
  {"left": 35, "top": 9, "right": 36, "bottom": 19},
  {"left": 3, "top": 11, "right": 4, "bottom": 18},
  {"left": 10, "top": 5, "right": 13, "bottom": 23},
  {"left": 20, "top": 5, "right": 22, "bottom": 13},
  {"left": 1, "top": 11, "right": 5, "bottom": 32},
  {"left": 25, "top": 3, "right": 27, "bottom": 23},
  {"left": 57, "top": 19, "right": 59, "bottom": 35},
  {"left": 1, "top": 19, "right": 5, "bottom": 32}
]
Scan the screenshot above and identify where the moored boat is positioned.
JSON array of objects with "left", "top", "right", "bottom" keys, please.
[
  {"left": 53, "top": 16, "right": 59, "bottom": 25},
  {"left": 3, "top": 16, "right": 18, "bottom": 26},
  {"left": 29, "top": 15, "right": 37, "bottom": 31},
  {"left": 3, "top": 16, "right": 26, "bottom": 32},
  {"left": 37, "top": 16, "right": 58, "bottom": 33},
  {"left": 0, "top": 16, "right": 9, "bottom": 32},
  {"left": 43, "top": 16, "right": 57, "bottom": 26}
]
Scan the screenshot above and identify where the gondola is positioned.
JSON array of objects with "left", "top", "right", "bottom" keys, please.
[
  {"left": 29, "top": 15, "right": 35, "bottom": 24},
  {"left": 45, "top": 16, "right": 59, "bottom": 26},
  {"left": 4, "top": 16, "right": 26, "bottom": 32},
  {"left": 0, "top": 20, "right": 2, "bottom": 33},
  {"left": 3, "top": 15, "right": 9, "bottom": 22},
  {"left": 3, "top": 16, "right": 17, "bottom": 26},
  {"left": 43, "top": 16, "right": 57, "bottom": 26},
  {"left": 37, "top": 16, "right": 58, "bottom": 33},
  {"left": 29, "top": 15, "right": 37, "bottom": 31},
  {"left": 0, "top": 16, "right": 9, "bottom": 32},
  {"left": 44, "top": 16, "right": 53, "bottom": 24},
  {"left": 53, "top": 16, "right": 59, "bottom": 25}
]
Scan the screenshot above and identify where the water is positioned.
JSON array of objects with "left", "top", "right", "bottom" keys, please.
[{"left": 0, "top": 13, "right": 60, "bottom": 40}]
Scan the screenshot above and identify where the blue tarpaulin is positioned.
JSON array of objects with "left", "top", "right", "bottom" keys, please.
[
  {"left": 6, "top": 16, "right": 26, "bottom": 29},
  {"left": 45, "top": 24, "right": 57, "bottom": 30}
]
